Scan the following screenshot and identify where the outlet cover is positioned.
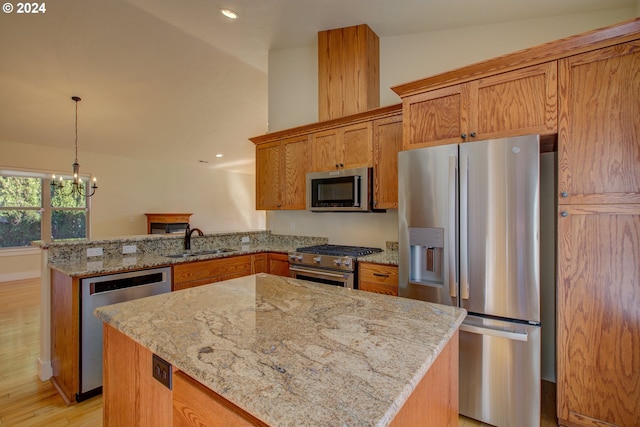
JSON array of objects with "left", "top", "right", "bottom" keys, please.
[
  {"left": 122, "top": 245, "right": 137, "bottom": 254},
  {"left": 87, "top": 247, "right": 103, "bottom": 257},
  {"left": 152, "top": 354, "right": 172, "bottom": 389},
  {"left": 241, "top": 236, "right": 250, "bottom": 243}
]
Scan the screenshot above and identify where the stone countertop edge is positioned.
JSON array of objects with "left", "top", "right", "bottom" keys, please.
[
  {"left": 46, "top": 244, "right": 292, "bottom": 277},
  {"left": 94, "top": 274, "right": 467, "bottom": 427}
]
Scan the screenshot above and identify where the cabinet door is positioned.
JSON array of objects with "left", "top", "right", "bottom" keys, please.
[
  {"left": 475, "top": 61, "right": 557, "bottom": 139},
  {"left": 268, "top": 253, "right": 290, "bottom": 277},
  {"left": 311, "top": 128, "right": 340, "bottom": 171},
  {"left": 251, "top": 253, "right": 268, "bottom": 274},
  {"left": 255, "top": 142, "right": 281, "bottom": 210},
  {"left": 373, "top": 115, "right": 402, "bottom": 209},
  {"left": 558, "top": 42, "right": 640, "bottom": 204},
  {"left": 402, "top": 84, "right": 470, "bottom": 149},
  {"left": 281, "top": 135, "right": 310, "bottom": 209},
  {"left": 557, "top": 204, "right": 640, "bottom": 427},
  {"left": 341, "top": 121, "right": 373, "bottom": 169}
]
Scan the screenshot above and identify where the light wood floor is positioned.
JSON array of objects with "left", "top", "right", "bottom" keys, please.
[{"left": 0, "top": 278, "right": 557, "bottom": 426}]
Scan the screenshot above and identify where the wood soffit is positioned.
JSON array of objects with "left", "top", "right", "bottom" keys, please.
[{"left": 391, "top": 18, "right": 640, "bottom": 98}]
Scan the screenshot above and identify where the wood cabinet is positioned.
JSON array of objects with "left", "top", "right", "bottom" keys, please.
[
  {"left": 558, "top": 41, "right": 640, "bottom": 205},
  {"left": 103, "top": 321, "right": 459, "bottom": 427},
  {"left": 267, "top": 253, "right": 290, "bottom": 277},
  {"left": 103, "top": 324, "right": 172, "bottom": 427},
  {"left": 358, "top": 262, "right": 398, "bottom": 296},
  {"left": 372, "top": 114, "right": 402, "bottom": 209},
  {"left": 251, "top": 104, "right": 402, "bottom": 211},
  {"left": 310, "top": 121, "right": 372, "bottom": 171},
  {"left": 556, "top": 205, "right": 640, "bottom": 427},
  {"left": 250, "top": 252, "right": 290, "bottom": 277},
  {"left": 50, "top": 269, "right": 79, "bottom": 405},
  {"left": 145, "top": 213, "right": 192, "bottom": 234},
  {"left": 401, "top": 62, "right": 557, "bottom": 149},
  {"left": 173, "top": 255, "right": 252, "bottom": 291},
  {"left": 255, "top": 135, "right": 310, "bottom": 210},
  {"left": 555, "top": 39, "right": 640, "bottom": 427}
]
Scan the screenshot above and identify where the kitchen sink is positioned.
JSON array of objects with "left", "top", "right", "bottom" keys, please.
[{"left": 165, "top": 249, "right": 236, "bottom": 258}]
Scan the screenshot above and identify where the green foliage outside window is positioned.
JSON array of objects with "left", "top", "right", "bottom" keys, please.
[{"left": 0, "top": 175, "right": 88, "bottom": 248}]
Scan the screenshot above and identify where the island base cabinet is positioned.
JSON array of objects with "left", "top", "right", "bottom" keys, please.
[
  {"left": 102, "top": 324, "right": 460, "bottom": 427},
  {"left": 173, "top": 372, "right": 268, "bottom": 427},
  {"left": 390, "top": 330, "right": 459, "bottom": 427},
  {"left": 103, "top": 324, "right": 172, "bottom": 427}
]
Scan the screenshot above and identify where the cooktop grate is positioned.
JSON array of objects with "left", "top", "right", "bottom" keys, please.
[{"left": 295, "top": 244, "right": 382, "bottom": 257}]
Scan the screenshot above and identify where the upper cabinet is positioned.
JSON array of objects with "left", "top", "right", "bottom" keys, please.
[
  {"left": 255, "top": 135, "right": 310, "bottom": 210},
  {"left": 372, "top": 114, "right": 403, "bottom": 209},
  {"left": 558, "top": 40, "right": 640, "bottom": 205},
  {"left": 400, "top": 62, "right": 558, "bottom": 149},
  {"left": 311, "top": 121, "right": 373, "bottom": 171},
  {"left": 251, "top": 104, "right": 402, "bottom": 210}
]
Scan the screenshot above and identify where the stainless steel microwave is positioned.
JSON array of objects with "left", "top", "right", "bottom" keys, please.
[{"left": 306, "top": 167, "right": 371, "bottom": 212}]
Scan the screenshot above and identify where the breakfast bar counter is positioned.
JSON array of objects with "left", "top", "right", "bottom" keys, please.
[{"left": 95, "top": 273, "right": 466, "bottom": 426}]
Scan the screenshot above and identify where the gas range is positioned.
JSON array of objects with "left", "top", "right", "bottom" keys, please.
[{"left": 288, "top": 244, "right": 383, "bottom": 272}]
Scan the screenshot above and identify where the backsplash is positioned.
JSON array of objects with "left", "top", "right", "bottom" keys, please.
[{"left": 43, "top": 231, "right": 328, "bottom": 263}]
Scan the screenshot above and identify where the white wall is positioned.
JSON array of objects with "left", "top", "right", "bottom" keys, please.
[
  {"left": 0, "top": 139, "right": 265, "bottom": 279},
  {"left": 266, "top": 8, "right": 637, "bottom": 248}
]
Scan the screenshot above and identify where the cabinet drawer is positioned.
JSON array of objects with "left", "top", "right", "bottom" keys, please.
[
  {"left": 359, "top": 263, "right": 398, "bottom": 286},
  {"left": 359, "top": 281, "right": 398, "bottom": 296},
  {"left": 173, "top": 255, "right": 252, "bottom": 285}
]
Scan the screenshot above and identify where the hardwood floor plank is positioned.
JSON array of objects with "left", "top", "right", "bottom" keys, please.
[{"left": 0, "top": 278, "right": 103, "bottom": 427}]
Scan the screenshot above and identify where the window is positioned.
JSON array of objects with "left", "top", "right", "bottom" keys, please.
[{"left": 0, "top": 171, "right": 90, "bottom": 249}]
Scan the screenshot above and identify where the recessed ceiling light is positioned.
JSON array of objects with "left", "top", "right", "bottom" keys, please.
[
  {"left": 220, "top": 8, "right": 238, "bottom": 19},
  {"left": 215, "top": 153, "right": 223, "bottom": 158}
]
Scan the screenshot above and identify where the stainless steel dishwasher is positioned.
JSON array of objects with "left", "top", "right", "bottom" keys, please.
[{"left": 79, "top": 266, "right": 171, "bottom": 401}]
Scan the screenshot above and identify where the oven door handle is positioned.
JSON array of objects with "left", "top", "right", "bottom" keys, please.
[{"left": 289, "top": 266, "right": 348, "bottom": 279}]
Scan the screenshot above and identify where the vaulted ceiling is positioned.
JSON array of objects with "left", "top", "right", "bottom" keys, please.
[{"left": 0, "top": 0, "right": 634, "bottom": 174}]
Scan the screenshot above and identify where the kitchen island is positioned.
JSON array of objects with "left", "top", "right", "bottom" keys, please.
[{"left": 95, "top": 273, "right": 466, "bottom": 426}]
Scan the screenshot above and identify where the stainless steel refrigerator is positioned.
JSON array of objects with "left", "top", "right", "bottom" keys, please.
[{"left": 398, "top": 135, "right": 541, "bottom": 427}]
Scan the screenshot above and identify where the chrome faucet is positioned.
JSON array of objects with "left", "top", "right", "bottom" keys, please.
[{"left": 184, "top": 225, "right": 204, "bottom": 250}]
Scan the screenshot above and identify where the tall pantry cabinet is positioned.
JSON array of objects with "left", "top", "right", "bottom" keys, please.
[
  {"left": 556, "top": 39, "right": 640, "bottom": 427},
  {"left": 391, "top": 19, "right": 640, "bottom": 427}
]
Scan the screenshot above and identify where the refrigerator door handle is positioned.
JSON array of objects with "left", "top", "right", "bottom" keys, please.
[
  {"left": 459, "top": 154, "right": 470, "bottom": 300},
  {"left": 448, "top": 155, "right": 458, "bottom": 298},
  {"left": 460, "top": 323, "right": 529, "bottom": 342}
]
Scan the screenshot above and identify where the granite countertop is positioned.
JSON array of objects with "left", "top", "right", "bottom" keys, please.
[
  {"left": 358, "top": 250, "right": 398, "bottom": 266},
  {"left": 95, "top": 273, "right": 466, "bottom": 427},
  {"left": 47, "top": 244, "right": 294, "bottom": 277}
]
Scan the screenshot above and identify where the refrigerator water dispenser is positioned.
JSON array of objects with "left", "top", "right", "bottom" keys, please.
[{"left": 409, "top": 227, "right": 444, "bottom": 286}]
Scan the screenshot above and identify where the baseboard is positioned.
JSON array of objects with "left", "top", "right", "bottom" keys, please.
[{"left": 38, "top": 357, "right": 53, "bottom": 381}]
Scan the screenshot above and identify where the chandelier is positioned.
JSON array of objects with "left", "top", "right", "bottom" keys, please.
[{"left": 51, "top": 96, "right": 98, "bottom": 198}]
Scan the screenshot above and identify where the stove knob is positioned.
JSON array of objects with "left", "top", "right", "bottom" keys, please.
[
  {"left": 313, "top": 256, "right": 321, "bottom": 263},
  {"left": 342, "top": 259, "right": 351, "bottom": 267},
  {"left": 333, "top": 259, "right": 342, "bottom": 266},
  {"left": 296, "top": 255, "right": 303, "bottom": 261},
  {"left": 288, "top": 254, "right": 296, "bottom": 261}
]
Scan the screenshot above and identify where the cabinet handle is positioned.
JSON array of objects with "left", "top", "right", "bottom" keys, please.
[
  {"left": 560, "top": 211, "right": 568, "bottom": 217},
  {"left": 373, "top": 273, "right": 390, "bottom": 278},
  {"left": 470, "top": 132, "right": 476, "bottom": 138},
  {"left": 560, "top": 192, "right": 568, "bottom": 198},
  {"left": 335, "top": 163, "right": 339, "bottom": 168},
  {"left": 461, "top": 133, "right": 467, "bottom": 139},
  {"left": 339, "top": 163, "right": 344, "bottom": 168}
]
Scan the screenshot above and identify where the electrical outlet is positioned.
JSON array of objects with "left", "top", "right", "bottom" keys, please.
[
  {"left": 122, "top": 245, "right": 137, "bottom": 254},
  {"left": 290, "top": 221, "right": 296, "bottom": 230},
  {"left": 152, "top": 354, "right": 172, "bottom": 390},
  {"left": 87, "top": 247, "right": 103, "bottom": 257},
  {"left": 241, "top": 236, "right": 250, "bottom": 243}
]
